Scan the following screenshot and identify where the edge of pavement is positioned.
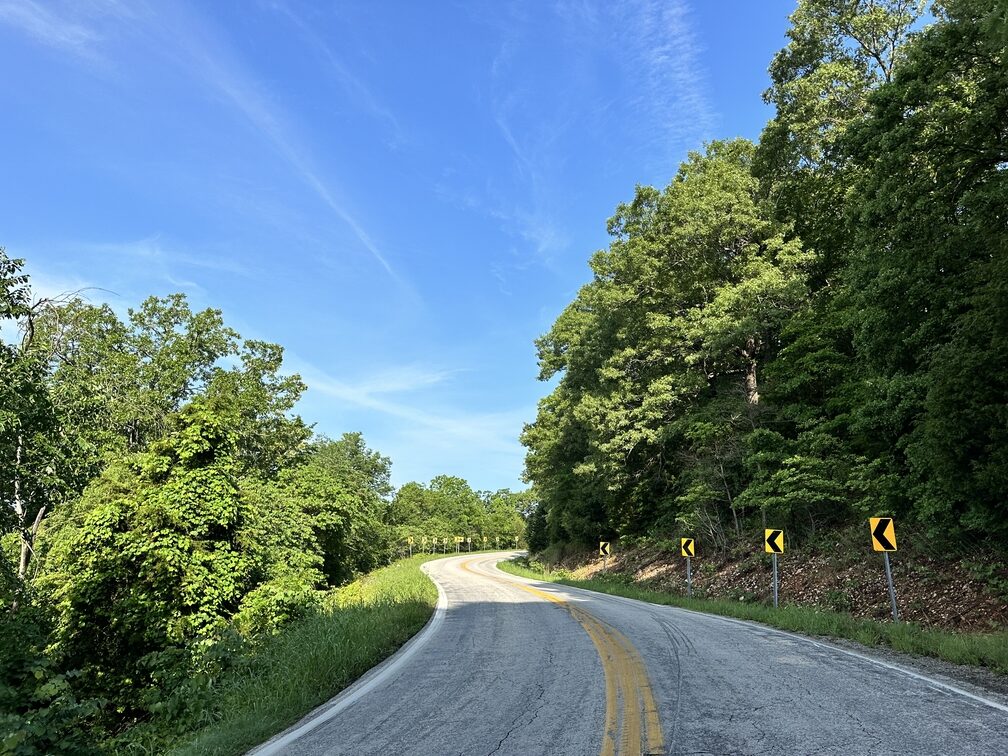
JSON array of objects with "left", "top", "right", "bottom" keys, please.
[
  {"left": 246, "top": 557, "right": 454, "bottom": 755},
  {"left": 488, "top": 560, "right": 1008, "bottom": 715}
]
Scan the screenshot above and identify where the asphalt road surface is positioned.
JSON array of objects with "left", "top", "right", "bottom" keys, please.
[{"left": 251, "top": 552, "right": 1008, "bottom": 755}]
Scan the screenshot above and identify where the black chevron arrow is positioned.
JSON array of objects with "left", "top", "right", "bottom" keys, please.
[
  {"left": 766, "top": 530, "right": 783, "bottom": 553},
  {"left": 872, "top": 518, "right": 895, "bottom": 550},
  {"left": 683, "top": 539, "right": 694, "bottom": 557}
]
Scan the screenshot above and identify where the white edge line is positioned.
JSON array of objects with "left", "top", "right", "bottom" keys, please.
[
  {"left": 248, "top": 562, "right": 450, "bottom": 755},
  {"left": 488, "top": 558, "right": 1008, "bottom": 716}
]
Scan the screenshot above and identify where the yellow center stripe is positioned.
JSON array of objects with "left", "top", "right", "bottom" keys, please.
[{"left": 460, "top": 560, "right": 665, "bottom": 755}]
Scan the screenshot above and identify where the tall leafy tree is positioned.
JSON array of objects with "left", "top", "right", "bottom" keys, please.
[
  {"left": 0, "top": 251, "right": 66, "bottom": 589},
  {"left": 52, "top": 400, "right": 255, "bottom": 710},
  {"left": 843, "top": 0, "right": 1008, "bottom": 539},
  {"left": 524, "top": 141, "right": 810, "bottom": 545},
  {"left": 277, "top": 434, "right": 393, "bottom": 585},
  {"left": 755, "top": 0, "right": 923, "bottom": 284}
]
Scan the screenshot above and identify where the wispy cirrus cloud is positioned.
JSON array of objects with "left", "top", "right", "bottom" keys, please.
[
  {"left": 78, "top": 236, "right": 253, "bottom": 277},
  {"left": 268, "top": 1, "right": 405, "bottom": 149},
  {"left": 291, "top": 357, "right": 527, "bottom": 458},
  {"left": 617, "top": 0, "right": 718, "bottom": 171},
  {"left": 11, "top": 236, "right": 253, "bottom": 307},
  {"left": 465, "top": 0, "right": 716, "bottom": 288},
  {"left": 156, "top": 7, "right": 407, "bottom": 287},
  {"left": 0, "top": 0, "right": 96, "bottom": 54},
  {"left": 0, "top": 1, "right": 407, "bottom": 289}
]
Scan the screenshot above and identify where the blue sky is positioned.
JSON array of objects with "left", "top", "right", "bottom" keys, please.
[{"left": 1, "top": 0, "right": 795, "bottom": 492}]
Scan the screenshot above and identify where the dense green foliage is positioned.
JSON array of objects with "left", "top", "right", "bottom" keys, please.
[
  {"left": 389, "top": 476, "right": 528, "bottom": 549},
  {"left": 523, "top": 0, "right": 1008, "bottom": 552},
  {"left": 133, "top": 555, "right": 439, "bottom": 756},
  {"left": 0, "top": 252, "right": 529, "bottom": 752}
]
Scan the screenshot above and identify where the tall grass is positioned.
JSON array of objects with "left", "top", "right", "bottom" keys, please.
[
  {"left": 157, "top": 555, "right": 440, "bottom": 755},
  {"left": 497, "top": 558, "right": 1008, "bottom": 675}
]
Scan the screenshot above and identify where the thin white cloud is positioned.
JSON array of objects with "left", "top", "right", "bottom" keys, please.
[
  {"left": 478, "top": 0, "right": 717, "bottom": 279},
  {"left": 0, "top": 0, "right": 95, "bottom": 53},
  {"left": 1, "top": 1, "right": 406, "bottom": 288},
  {"left": 8, "top": 237, "right": 249, "bottom": 307},
  {"left": 269, "top": 1, "right": 405, "bottom": 148},
  {"left": 616, "top": 0, "right": 718, "bottom": 172},
  {"left": 79, "top": 236, "right": 253, "bottom": 277},
  {"left": 352, "top": 365, "right": 467, "bottom": 396},
  {"left": 165, "top": 23, "right": 404, "bottom": 285},
  {"left": 291, "top": 358, "right": 527, "bottom": 458}
]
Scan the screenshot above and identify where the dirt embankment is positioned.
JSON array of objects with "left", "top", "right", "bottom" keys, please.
[{"left": 539, "top": 527, "right": 1008, "bottom": 633}]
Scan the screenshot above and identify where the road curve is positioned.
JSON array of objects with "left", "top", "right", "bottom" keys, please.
[{"left": 251, "top": 552, "right": 1008, "bottom": 755}]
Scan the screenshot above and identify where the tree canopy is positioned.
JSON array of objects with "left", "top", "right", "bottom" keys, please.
[{"left": 523, "top": 0, "right": 1008, "bottom": 552}]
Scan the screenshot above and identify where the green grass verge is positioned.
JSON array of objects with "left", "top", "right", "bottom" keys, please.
[
  {"left": 164, "top": 555, "right": 442, "bottom": 756},
  {"left": 497, "top": 557, "right": 1008, "bottom": 675}
]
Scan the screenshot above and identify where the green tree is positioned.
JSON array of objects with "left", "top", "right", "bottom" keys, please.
[
  {"left": 842, "top": 0, "right": 1008, "bottom": 540},
  {"left": 277, "top": 434, "right": 393, "bottom": 586},
  {"left": 51, "top": 400, "right": 256, "bottom": 710},
  {"left": 755, "top": 0, "right": 923, "bottom": 284},
  {"left": 0, "top": 251, "right": 67, "bottom": 591},
  {"left": 524, "top": 141, "right": 811, "bottom": 546}
]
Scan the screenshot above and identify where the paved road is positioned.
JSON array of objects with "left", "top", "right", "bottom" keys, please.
[{"left": 252, "top": 552, "right": 1008, "bottom": 755}]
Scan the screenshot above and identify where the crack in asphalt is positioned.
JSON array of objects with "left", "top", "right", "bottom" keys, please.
[{"left": 485, "top": 680, "right": 548, "bottom": 756}]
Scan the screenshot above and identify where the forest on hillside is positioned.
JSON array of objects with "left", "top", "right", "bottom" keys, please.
[
  {"left": 523, "top": 0, "right": 1008, "bottom": 554},
  {"left": 0, "top": 266, "right": 526, "bottom": 751}
]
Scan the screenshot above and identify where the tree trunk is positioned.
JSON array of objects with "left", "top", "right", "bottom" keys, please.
[
  {"left": 745, "top": 341, "right": 759, "bottom": 404},
  {"left": 12, "top": 433, "right": 46, "bottom": 584},
  {"left": 13, "top": 433, "right": 26, "bottom": 579},
  {"left": 718, "top": 460, "right": 740, "bottom": 536},
  {"left": 742, "top": 337, "right": 760, "bottom": 406},
  {"left": 19, "top": 506, "right": 46, "bottom": 582}
]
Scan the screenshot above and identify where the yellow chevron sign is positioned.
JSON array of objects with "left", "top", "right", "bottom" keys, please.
[
  {"left": 764, "top": 529, "right": 784, "bottom": 554},
  {"left": 869, "top": 517, "right": 897, "bottom": 551},
  {"left": 599, "top": 541, "right": 611, "bottom": 557},
  {"left": 681, "top": 538, "right": 695, "bottom": 558}
]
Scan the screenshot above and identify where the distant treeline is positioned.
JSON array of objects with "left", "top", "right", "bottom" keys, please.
[
  {"left": 523, "top": 0, "right": 1007, "bottom": 554},
  {"left": 0, "top": 266, "right": 527, "bottom": 752}
]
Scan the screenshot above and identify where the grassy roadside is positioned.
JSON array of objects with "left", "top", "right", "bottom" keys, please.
[
  {"left": 162, "top": 554, "right": 443, "bottom": 756},
  {"left": 497, "top": 557, "right": 1008, "bottom": 675}
]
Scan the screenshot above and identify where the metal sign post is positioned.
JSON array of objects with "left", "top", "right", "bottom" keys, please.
[
  {"left": 883, "top": 552, "right": 899, "bottom": 622},
  {"left": 772, "top": 552, "right": 778, "bottom": 609},
  {"left": 764, "top": 529, "right": 784, "bottom": 608},
  {"left": 680, "top": 538, "right": 695, "bottom": 597},
  {"left": 599, "top": 541, "right": 611, "bottom": 570},
  {"left": 869, "top": 517, "right": 899, "bottom": 621}
]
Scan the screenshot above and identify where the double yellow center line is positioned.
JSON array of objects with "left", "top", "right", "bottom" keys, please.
[{"left": 460, "top": 560, "right": 665, "bottom": 756}]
